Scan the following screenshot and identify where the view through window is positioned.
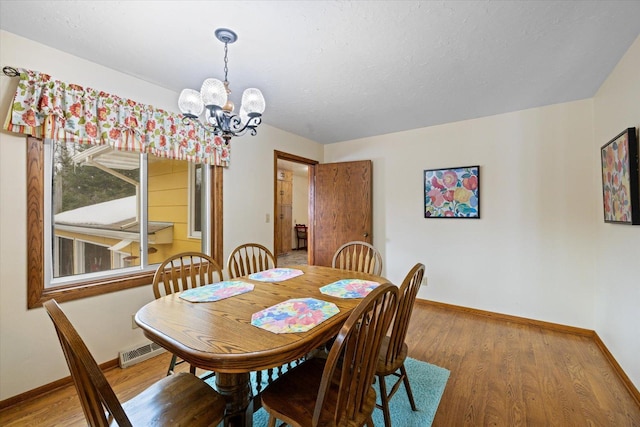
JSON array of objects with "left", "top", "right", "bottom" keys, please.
[{"left": 47, "top": 140, "right": 206, "bottom": 287}]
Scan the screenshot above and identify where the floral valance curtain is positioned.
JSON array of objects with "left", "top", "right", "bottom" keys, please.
[{"left": 3, "top": 68, "right": 229, "bottom": 166}]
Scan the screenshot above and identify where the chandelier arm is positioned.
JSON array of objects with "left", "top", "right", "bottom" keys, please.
[
  {"left": 209, "top": 105, "right": 223, "bottom": 126},
  {"left": 228, "top": 114, "right": 243, "bottom": 132},
  {"left": 231, "top": 115, "right": 262, "bottom": 135},
  {"left": 182, "top": 110, "right": 262, "bottom": 140}
]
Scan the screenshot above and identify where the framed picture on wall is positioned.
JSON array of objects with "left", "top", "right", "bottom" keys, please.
[
  {"left": 424, "top": 165, "right": 480, "bottom": 218},
  {"left": 600, "top": 127, "right": 639, "bottom": 225}
]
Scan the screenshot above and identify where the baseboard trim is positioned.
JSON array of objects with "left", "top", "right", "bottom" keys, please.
[
  {"left": 3, "top": 303, "right": 639, "bottom": 411},
  {"left": 592, "top": 332, "right": 640, "bottom": 407},
  {"left": 0, "top": 358, "right": 119, "bottom": 411},
  {"left": 416, "top": 299, "right": 640, "bottom": 407}
]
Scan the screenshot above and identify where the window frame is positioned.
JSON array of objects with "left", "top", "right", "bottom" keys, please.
[
  {"left": 188, "top": 162, "right": 203, "bottom": 239},
  {"left": 26, "top": 137, "right": 224, "bottom": 308}
]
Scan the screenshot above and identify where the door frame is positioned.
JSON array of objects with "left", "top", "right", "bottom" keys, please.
[{"left": 273, "top": 150, "right": 318, "bottom": 264}]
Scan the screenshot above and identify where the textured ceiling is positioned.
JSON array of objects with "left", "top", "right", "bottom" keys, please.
[{"left": 1, "top": 1, "right": 639, "bottom": 144}]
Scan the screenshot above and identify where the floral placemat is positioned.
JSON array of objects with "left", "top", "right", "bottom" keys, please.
[
  {"left": 248, "top": 268, "right": 304, "bottom": 282},
  {"left": 319, "top": 279, "right": 381, "bottom": 298},
  {"left": 179, "top": 281, "right": 254, "bottom": 302},
  {"left": 251, "top": 298, "right": 339, "bottom": 333}
]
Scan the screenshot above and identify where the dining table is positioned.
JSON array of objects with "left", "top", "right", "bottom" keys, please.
[{"left": 135, "top": 264, "right": 389, "bottom": 427}]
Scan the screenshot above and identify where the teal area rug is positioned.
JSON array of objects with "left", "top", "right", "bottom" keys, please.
[{"left": 208, "top": 357, "right": 449, "bottom": 426}]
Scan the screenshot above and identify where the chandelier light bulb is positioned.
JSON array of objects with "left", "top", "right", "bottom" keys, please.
[
  {"left": 241, "top": 88, "right": 266, "bottom": 114},
  {"left": 178, "top": 89, "right": 204, "bottom": 117},
  {"left": 200, "top": 78, "right": 227, "bottom": 108}
]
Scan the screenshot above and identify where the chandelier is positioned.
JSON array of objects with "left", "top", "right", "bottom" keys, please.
[{"left": 178, "top": 28, "right": 265, "bottom": 143}]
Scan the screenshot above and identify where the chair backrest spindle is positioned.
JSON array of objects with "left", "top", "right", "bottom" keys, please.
[
  {"left": 227, "top": 243, "right": 276, "bottom": 279},
  {"left": 152, "top": 252, "right": 223, "bottom": 299},
  {"left": 332, "top": 241, "right": 383, "bottom": 276}
]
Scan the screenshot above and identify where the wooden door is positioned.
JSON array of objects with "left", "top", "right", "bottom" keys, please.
[
  {"left": 312, "top": 160, "right": 372, "bottom": 266},
  {"left": 280, "top": 205, "right": 292, "bottom": 253},
  {"left": 280, "top": 179, "right": 292, "bottom": 205}
]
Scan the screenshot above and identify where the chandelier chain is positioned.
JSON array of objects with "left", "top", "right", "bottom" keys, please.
[{"left": 223, "top": 42, "right": 229, "bottom": 84}]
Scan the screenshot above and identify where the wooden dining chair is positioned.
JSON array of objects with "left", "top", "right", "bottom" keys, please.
[
  {"left": 152, "top": 251, "right": 223, "bottom": 376},
  {"left": 332, "top": 241, "right": 383, "bottom": 276},
  {"left": 375, "top": 263, "right": 425, "bottom": 427},
  {"left": 226, "top": 242, "right": 276, "bottom": 279},
  {"left": 43, "top": 299, "right": 226, "bottom": 427},
  {"left": 261, "top": 282, "right": 398, "bottom": 427}
]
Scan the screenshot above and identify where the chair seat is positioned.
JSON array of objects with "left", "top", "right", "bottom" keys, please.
[
  {"left": 118, "top": 372, "right": 225, "bottom": 426},
  {"left": 261, "top": 358, "right": 377, "bottom": 427},
  {"left": 376, "top": 336, "right": 409, "bottom": 376}
]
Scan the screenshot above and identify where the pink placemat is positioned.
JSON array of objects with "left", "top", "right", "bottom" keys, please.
[
  {"left": 319, "top": 279, "right": 381, "bottom": 298},
  {"left": 248, "top": 268, "right": 304, "bottom": 282},
  {"left": 179, "top": 281, "right": 254, "bottom": 302},
  {"left": 251, "top": 298, "right": 339, "bottom": 333}
]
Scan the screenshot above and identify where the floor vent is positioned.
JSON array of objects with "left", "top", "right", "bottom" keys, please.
[{"left": 118, "top": 341, "right": 166, "bottom": 368}]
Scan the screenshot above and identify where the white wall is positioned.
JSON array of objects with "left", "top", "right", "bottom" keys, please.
[
  {"left": 325, "top": 37, "right": 640, "bottom": 388},
  {"left": 325, "top": 99, "right": 597, "bottom": 329},
  {"left": 593, "top": 35, "right": 640, "bottom": 388},
  {"left": 0, "top": 31, "right": 322, "bottom": 400}
]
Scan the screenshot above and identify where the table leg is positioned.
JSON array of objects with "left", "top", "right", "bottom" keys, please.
[{"left": 215, "top": 372, "right": 253, "bottom": 427}]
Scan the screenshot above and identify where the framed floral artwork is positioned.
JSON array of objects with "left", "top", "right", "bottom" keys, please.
[
  {"left": 601, "top": 128, "right": 639, "bottom": 225},
  {"left": 424, "top": 165, "right": 480, "bottom": 218}
]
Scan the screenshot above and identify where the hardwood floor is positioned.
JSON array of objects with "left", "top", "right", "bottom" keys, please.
[
  {"left": 1, "top": 300, "right": 638, "bottom": 426},
  {"left": 408, "top": 302, "right": 640, "bottom": 426}
]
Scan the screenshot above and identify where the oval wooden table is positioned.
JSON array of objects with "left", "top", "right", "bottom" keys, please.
[{"left": 135, "top": 264, "right": 388, "bottom": 427}]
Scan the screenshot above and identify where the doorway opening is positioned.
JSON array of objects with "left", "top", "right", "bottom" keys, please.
[{"left": 273, "top": 151, "right": 318, "bottom": 267}]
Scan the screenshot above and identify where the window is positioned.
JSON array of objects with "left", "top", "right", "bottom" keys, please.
[
  {"left": 49, "top": 140, "right": 141, "bottom": 283},
  {"left": 27, "top": 138, "right": 224, "bottom": 308}
]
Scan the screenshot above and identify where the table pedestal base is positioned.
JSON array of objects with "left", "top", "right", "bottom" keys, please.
[{"left": 215, "top": 372, "right": 254, "bottom": 427}]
